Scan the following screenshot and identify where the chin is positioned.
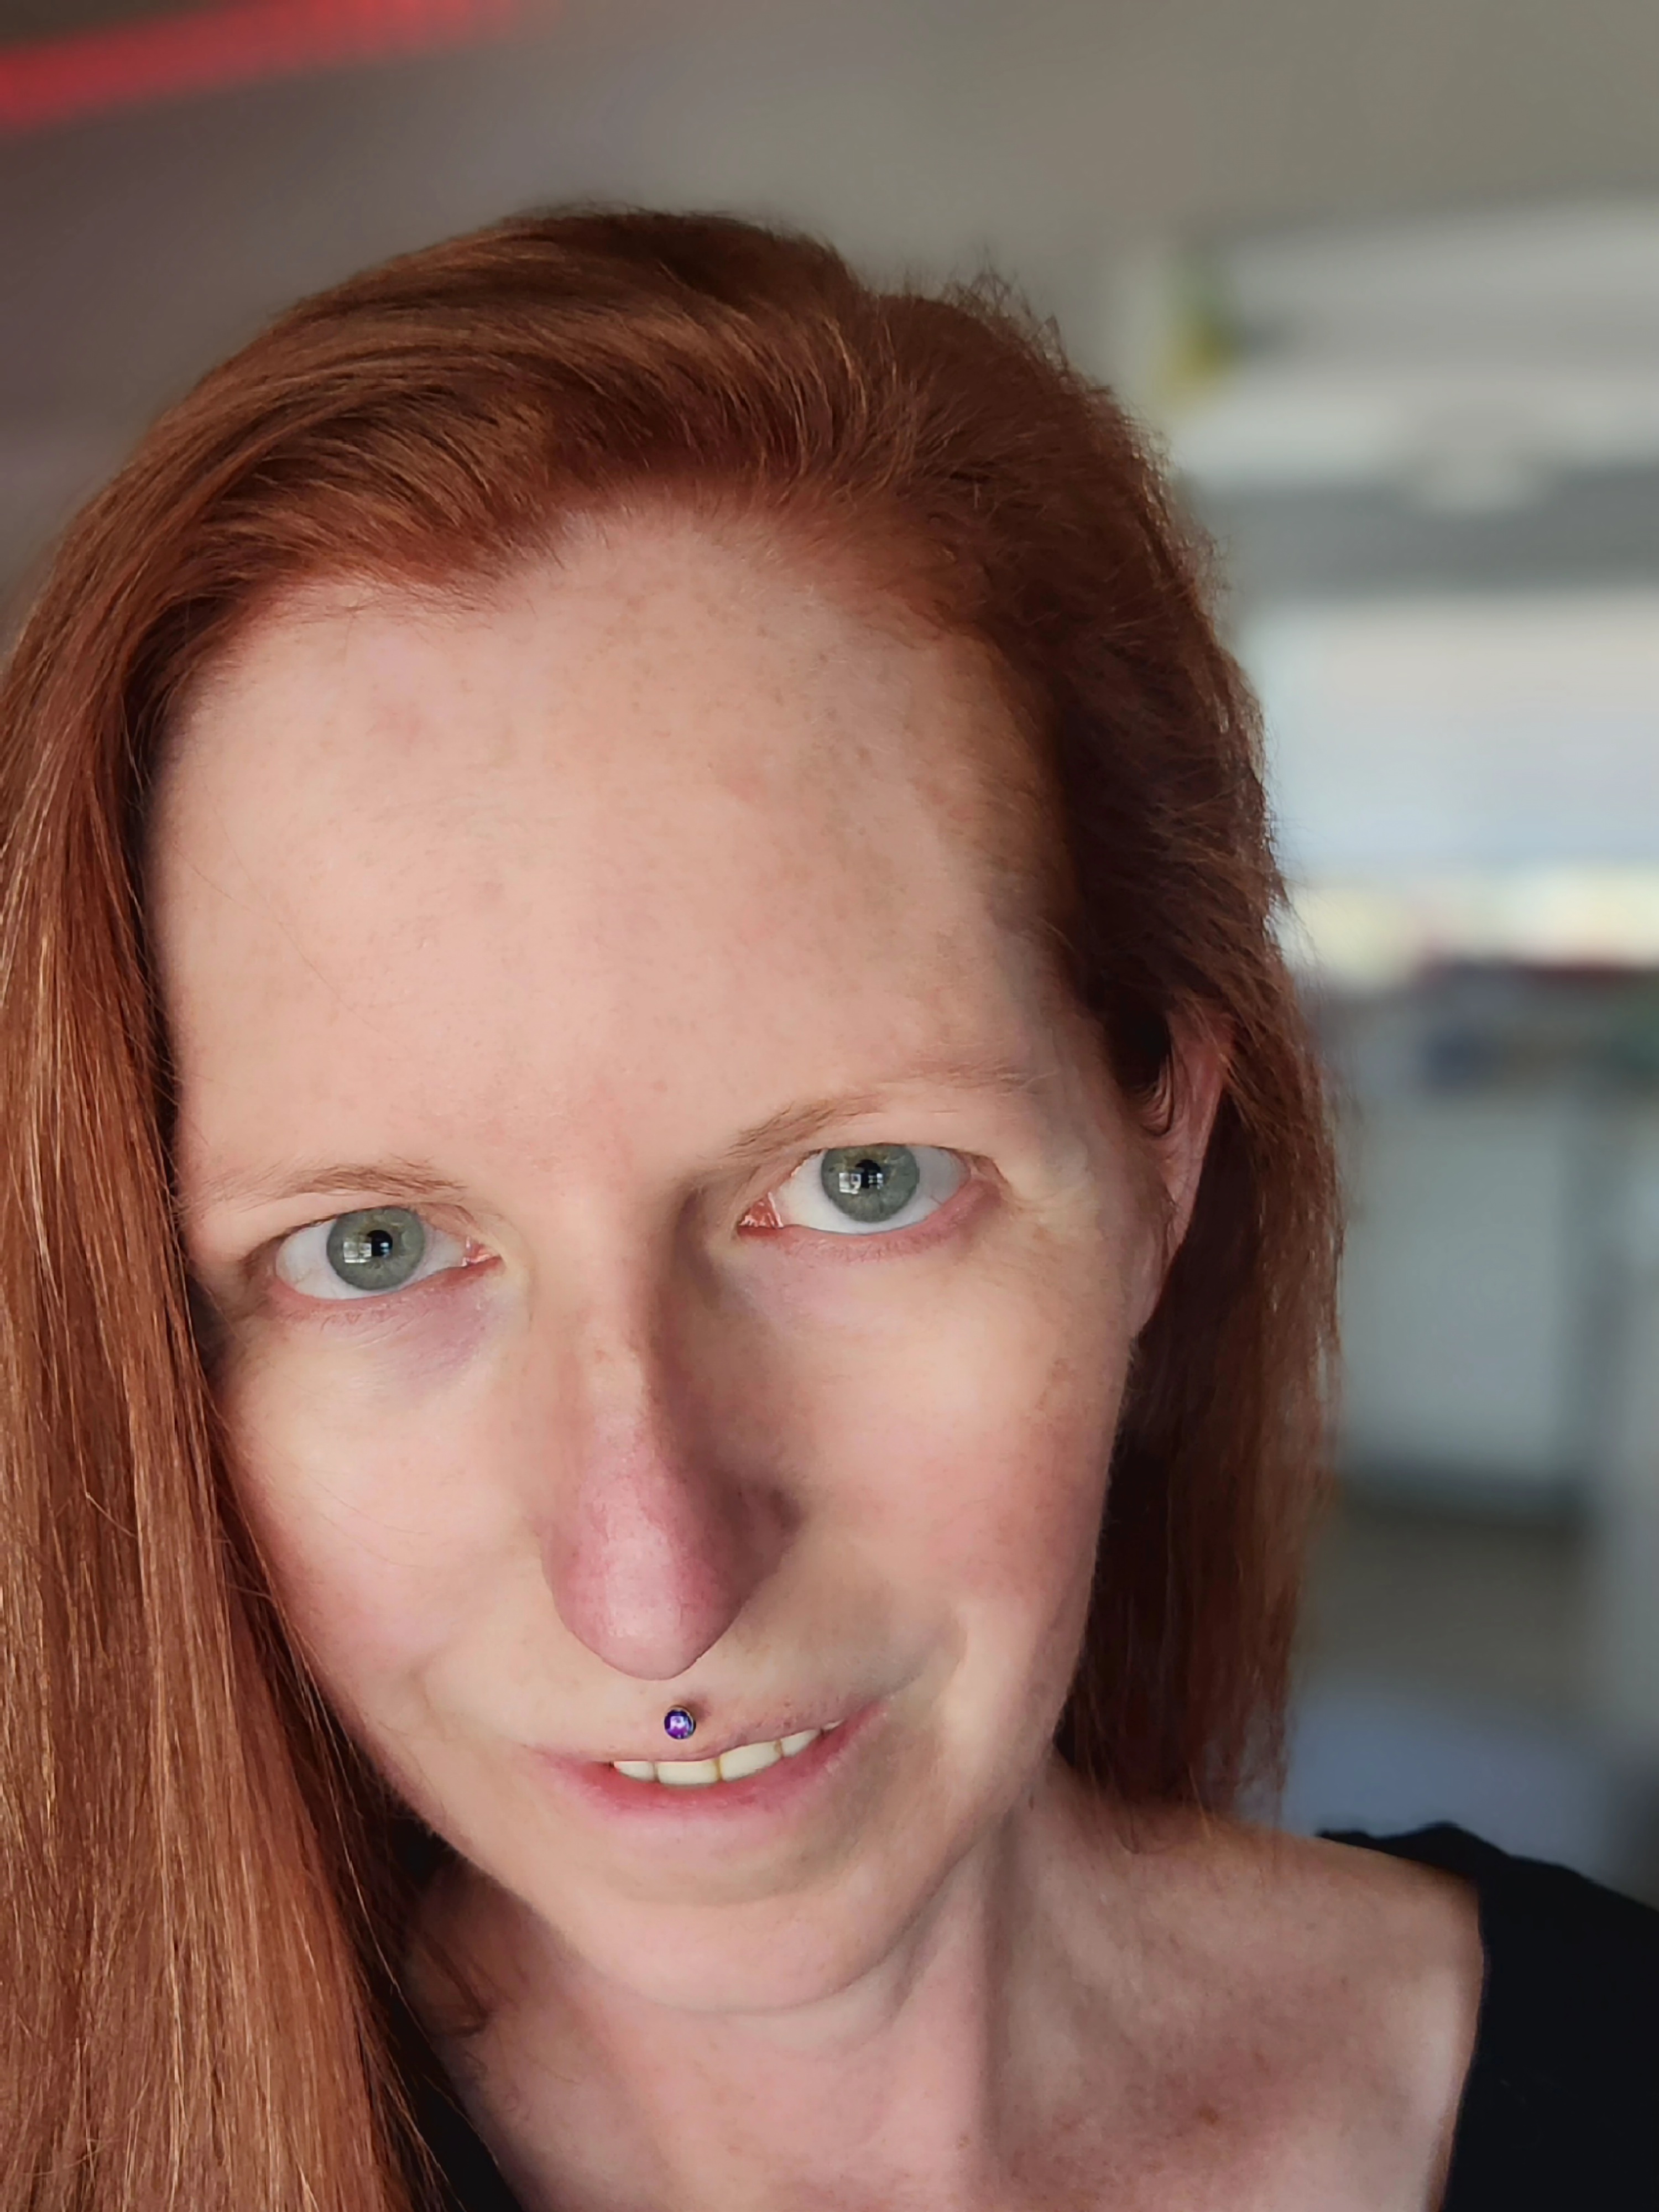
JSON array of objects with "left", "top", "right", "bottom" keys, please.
[{"left": 550, "top": 1854, "right": 943, "bottom": 2015}]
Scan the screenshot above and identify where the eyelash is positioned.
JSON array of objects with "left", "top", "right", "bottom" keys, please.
[{"left": 265, "top": 1144, "right": 977, "bottom": 1307}]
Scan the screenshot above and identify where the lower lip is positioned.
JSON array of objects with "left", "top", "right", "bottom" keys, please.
[{"left": 529, "top": 1703, "right": 881, "bottom": 1838}]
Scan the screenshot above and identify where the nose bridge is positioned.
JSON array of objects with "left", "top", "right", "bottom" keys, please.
[{"left": 535, "top": 1269, "right": 783, "bottom": 1684}]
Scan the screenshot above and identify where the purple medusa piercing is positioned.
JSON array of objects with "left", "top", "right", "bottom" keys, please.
[{"left": 662, "top": 1707, "right": 696, "bottom": 1743}]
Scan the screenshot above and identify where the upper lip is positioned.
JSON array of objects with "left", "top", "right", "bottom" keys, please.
[{"left": 567, "top": 1710, "right": 853, "bottom": 1767}]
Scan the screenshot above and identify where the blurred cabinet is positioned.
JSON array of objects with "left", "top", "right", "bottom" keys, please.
[
  {"left": 1590, "top": 1110, "right": 1659, "bottom": 1761},
  {"left": 1337, "top": 1094, "right": 1598, "bottom": 1504}
]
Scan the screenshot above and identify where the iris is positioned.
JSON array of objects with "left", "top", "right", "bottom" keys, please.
[
  {"left": 820, "top": 1145, "right": 921, "bottom": 1225},
  {"left": 325, "top": 1207, "right": 427, "bottom": 1293}
]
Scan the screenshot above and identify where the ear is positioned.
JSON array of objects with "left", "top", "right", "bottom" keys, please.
[{"left": 1129, "top": 1003, "right": 1230, "bottom": 1331}]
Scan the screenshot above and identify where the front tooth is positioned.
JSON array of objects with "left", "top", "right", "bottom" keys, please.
[
  {"left": 717, "top": 1738, "right": 783, "bottom": 1782},
  {"left": 779, "top": 1729, "right": 821, "bottom": 1758},
  {"left": 655, "top": 1757, "right": 722, "bottom": 1787},
  {"left": 612, "top": 1759, "right": 656, "bottom": 1781}
]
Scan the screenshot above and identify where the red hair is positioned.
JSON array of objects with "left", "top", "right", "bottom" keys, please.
[{"left": 0, "top": 210, "right": 1337, "bottom": 2210}]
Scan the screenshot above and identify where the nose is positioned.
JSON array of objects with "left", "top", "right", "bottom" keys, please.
[{"left": 537, "top": 1327, "right": 792, "bottom": 1683}]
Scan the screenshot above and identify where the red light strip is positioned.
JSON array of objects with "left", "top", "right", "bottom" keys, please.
[{"left": 0, "top": 0, "right": 529, "bottom": 133}]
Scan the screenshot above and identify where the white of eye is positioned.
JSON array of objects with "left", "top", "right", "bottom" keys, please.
[
  {"left": 768, "top": 1146, "right": 968, "bottom": 1237},
  {"left": 272, "top": 1213, "right": 471, "bottom": 1301}
]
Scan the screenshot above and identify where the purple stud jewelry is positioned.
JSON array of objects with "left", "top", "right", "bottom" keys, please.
[{"left": 663, "top": 1705, "right": 696, "bottom": 1743}]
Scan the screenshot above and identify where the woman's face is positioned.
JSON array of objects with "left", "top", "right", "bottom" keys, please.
[{"left": 151, "top": 513, "right": 1213, "bottom": 2012}]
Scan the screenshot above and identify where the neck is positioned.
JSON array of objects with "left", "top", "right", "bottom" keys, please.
[{"left": 418, "top": 1756, "right": 1134, "bottom": 2212}]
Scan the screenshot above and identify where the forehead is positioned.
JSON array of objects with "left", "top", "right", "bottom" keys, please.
[
  {"left": 148, "top": 514, "right": 1056, "bottom": 1172},
  {"left": 159, "top": 510, "right": 1025, "bottom": 890}
]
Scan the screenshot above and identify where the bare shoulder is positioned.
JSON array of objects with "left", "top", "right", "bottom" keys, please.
[
  {"left": 1125, "top": 1807, "right": 1483, "bottom": 2086},
  {"left": 1099, "top": 1799, "right": 1477, "bottom": 1967},
  {"left": 1171, "top": 1814, "right": 1481, "bottom": 1986},
  {"left": 1056, "top": 1803, "right": 1485, "bottom": 2209}
]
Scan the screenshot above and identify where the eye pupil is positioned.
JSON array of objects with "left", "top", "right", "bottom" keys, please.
[
  {"left": 837, "top": 1159, "right": 885, "bottom": 1195},
  {"left": 821, "top": 1145, "right": 921, "bottom": 1224},
  {"left": 327, "top": 1208, "right": 426, "bottom": 1292}
]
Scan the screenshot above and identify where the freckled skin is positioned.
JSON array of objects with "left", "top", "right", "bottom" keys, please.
[
  {"left": 153, "top": 512, "right": 1175, "bottom": 1953},
  {"left": 148, "top": 515, "right": 1477, "bottom": 2212}
]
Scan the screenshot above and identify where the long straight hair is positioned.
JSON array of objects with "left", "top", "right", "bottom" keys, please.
[{"left": 0, "top": 209, "right": 1339, "bottom": 2210}]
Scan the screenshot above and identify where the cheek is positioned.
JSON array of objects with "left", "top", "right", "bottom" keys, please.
[
  {"left": 216, "top": 1334, "right": 511, "bottom": 1712},
  {"left": 774, "top": 1274, "right": 1129, "bottom": 1805},
  {"left": 779, "top": 1251, "right": 1131, "bottom": 1632}
]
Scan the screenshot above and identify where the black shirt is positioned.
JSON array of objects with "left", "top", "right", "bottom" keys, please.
[
  {"left": 1328, "top": 1824, "right": 1659, "bottom": 2206},
  {"left": 405, "top": 1825, "right": 1659, "bottom": 2209}
]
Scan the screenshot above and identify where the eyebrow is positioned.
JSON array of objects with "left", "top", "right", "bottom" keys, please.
[
  {"left": 713, "top": 1054, "right": 1042, "bottom": 1180},
  {"left": 184, "top": 1053, "right": 1044, "bottom": 1219},
  {"left": 180, "top": 1157, "right": 472, "bottom": 1222}
]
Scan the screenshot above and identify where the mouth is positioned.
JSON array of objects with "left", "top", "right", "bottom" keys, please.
[
  {"left": 611, "top": 1720, "right": 841, "bottom": 1790},
  {"left": 528, "top": 1703, "right": 879, "bottom": 1830}
]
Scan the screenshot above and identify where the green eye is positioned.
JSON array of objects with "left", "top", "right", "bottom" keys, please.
[
  {"left": 325, "top": 1207, "right": 427, "bottom": 1293},
  {"left": 819, "top": 1145, "right": 922, "bottom": 1225}
]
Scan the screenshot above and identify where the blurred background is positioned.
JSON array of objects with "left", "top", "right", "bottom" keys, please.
[{"left": 4, "top": 0, "right": 1657, "bottom": 1893}]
